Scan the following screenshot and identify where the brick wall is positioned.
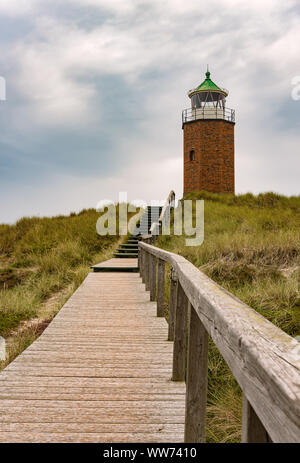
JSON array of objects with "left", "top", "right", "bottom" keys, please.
[{"left": 183, "top": 119, "right": 235, "bottom": 195}]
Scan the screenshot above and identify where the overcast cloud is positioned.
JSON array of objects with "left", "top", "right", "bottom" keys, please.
[{"left": 0, "top": 0, "right": 299, "bottom": 222}]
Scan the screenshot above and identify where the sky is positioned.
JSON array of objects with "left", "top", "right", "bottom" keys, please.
[{"left": 0, "top": 0, "right": 299, "bottom": 223}]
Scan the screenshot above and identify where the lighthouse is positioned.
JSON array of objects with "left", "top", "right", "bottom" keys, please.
[{"left": 182, "top": 70, "right": 235, "bottom": 195}]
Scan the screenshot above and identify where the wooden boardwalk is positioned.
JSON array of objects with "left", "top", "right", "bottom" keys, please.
[{"left": 0, "top": 258, "right": 185, "bottom": 443}]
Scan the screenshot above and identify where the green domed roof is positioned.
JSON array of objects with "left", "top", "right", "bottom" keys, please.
[{"left": 188, "top": 71, "right": 228, "bottom": 98}]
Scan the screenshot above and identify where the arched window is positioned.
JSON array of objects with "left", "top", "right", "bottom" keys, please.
[{"left": 190, "top": 149, "right": 195, "bottom": 161}]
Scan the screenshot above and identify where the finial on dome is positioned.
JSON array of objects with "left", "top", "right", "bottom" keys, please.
[{"left": 206, "top": 64, "right": 210, "bottom": 79}]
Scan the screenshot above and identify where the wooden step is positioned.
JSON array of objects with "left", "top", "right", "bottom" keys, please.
[
  {"left": 113, "top": 253, "right": 138, "bottom": 258},
  {"left": 92, "top": 266, "right": 139, "bottom": 273},
  {"left": 91, "top": 258, "right": 139, "bottom": 273},
  {"left": 118, "top": 247, "right": 138, "bottom": 252}
]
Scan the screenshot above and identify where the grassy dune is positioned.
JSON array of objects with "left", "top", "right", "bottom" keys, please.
[
  {"left": 0, "top": 208, "right": 121, "bottom": 369},
  {"left": 0, "top": 193, "right": 299, "bottom": 441},
  {"left": 158, "top": 191, "right": 300, "bottom": 442}
]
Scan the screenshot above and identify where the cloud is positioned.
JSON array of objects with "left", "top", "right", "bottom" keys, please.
[
  {"left": 10, "top": 1, "right": 300, "bottom": 127},
  {"left": 0, "top": 155, "right": 182, "bottom": 223},
  {"left": 0, "top": 0, "right": 300, "bottom": 222},
  {"left": 0, "top": 0, "right": 37, "bottom": 16}
]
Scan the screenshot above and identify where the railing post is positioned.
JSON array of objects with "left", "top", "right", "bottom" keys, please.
[
  {"left": 172, "top": 281, "right": 188, "bottom": 381},
  {"left": 168, "top": 267, "right": 178, "bottom": 341},
  {"left": 157, "top": 259, "right": 165, "bottom": 317},
  {"left": 242, "top": 395, "right": 271, "bottom": 443},
  {"left": 149, "top": 254, "right": 157, "bottom": 301},
  {"left": 140, "top": 248, "right": 145, "bottom": 283},
  {"left": 142, "top": 249, "right": 146, "bottom": 283},
  {"left": 144, "top": 252, "right": 150, "bottom": 291},
  {"left": 138, "top": 246, "right": 142, "bottom": 278},
  {"left": 184, "top": 303, "right": 208, "bottom": 443}
]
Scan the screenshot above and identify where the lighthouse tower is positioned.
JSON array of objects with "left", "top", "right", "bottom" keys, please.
[{"left": 182, "top": 70, "right": 235, "bottom": 195}]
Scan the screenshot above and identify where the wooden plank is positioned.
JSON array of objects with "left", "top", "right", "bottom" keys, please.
[
  {"left": 4, "top": 367, "right": 172, "bottom": 378},
  {"left": 10, "top": 358, "right": 171, "bottom": 366},
  {"left": 0, "top": 260, "right": 185, "bottom": 443},
  {"left": 184, "top": 304, "right": 208, "bottom": 443},
  {"left": 92, "top": 258, "right": 138, "bottom": 269},
  {"left": 38, "top": 331, "right": 168, "bottom": 336},
  {"left": 0, "top": 432, "right": 184, "bottom": 443},
  {"left": 0, "top": 391, "right": 185, "bottom": 401},
  {"left": 22, "top": 345, "right": 174, "bottom": 352},
  {"left": 0, "top": 385, "right": 185, "bottom": 396},
  {"left": 0, "top": 399, "right": 185, "bottom": 410},
  {"left": 0, "top": 376, "right": 185, "bottom": 390},
  {"left": 0, "top": 380, "right": 185, "bottom": 393},
  {"left": 0, "top": 408, "right": 185, "bottom": 423},
  {"left": 18, "top": 354, "right": 170, "bottom": 361},
  {"left": 0, "top": 422, "right": 183, "bottom": 434}
]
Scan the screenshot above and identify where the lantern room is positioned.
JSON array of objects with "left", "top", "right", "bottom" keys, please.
[{"left": 182, "top": 70, "right": 235, "bottom": 123}]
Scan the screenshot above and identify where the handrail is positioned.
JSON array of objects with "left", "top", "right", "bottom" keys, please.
[
  {"left": 138, "top": 240, "right": 300, "bottom": 443},
  {"left": 158, "top": 190, "right": 175, "bottom": 224},
  {"left": 149, "top": 190, "right": 175, "bottom": 236}
]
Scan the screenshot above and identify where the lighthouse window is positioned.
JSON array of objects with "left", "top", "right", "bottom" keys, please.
[{"left": 190, "top": 150, "right": 195, "bottom": 161}]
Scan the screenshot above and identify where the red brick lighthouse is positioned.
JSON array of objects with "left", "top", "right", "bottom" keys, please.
[{"left": 182, "top": 70, "right": 235, "bottom": 195}]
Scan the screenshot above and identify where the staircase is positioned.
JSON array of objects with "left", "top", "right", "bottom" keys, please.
[
  {"left": 113, "top": 206, "right": 162, "bottom": 259},
  {"left": 113, "top": 237, "right": 140, "bottom": 259},
  {"left": 138, "top": 206, "right": 162, "bottom": 236},
  {"left": 91, "top": 205, "right": 164, "bottom": 273}
]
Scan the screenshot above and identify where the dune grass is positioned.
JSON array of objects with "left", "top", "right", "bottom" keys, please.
[
  {"left": 158, "top": 191, "right": 300, "bottom": 442},
  {"left": 0, "top": 208, "right": 122, "bottom": 362}
]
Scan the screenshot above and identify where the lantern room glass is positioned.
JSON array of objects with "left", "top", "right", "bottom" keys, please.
[{"left": 191, "top": 91, "right": 225, "bottom": 109}]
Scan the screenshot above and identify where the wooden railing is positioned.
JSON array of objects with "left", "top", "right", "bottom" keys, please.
[{"left": 138, "top": 241, "right": 300, "bottom": 443}]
